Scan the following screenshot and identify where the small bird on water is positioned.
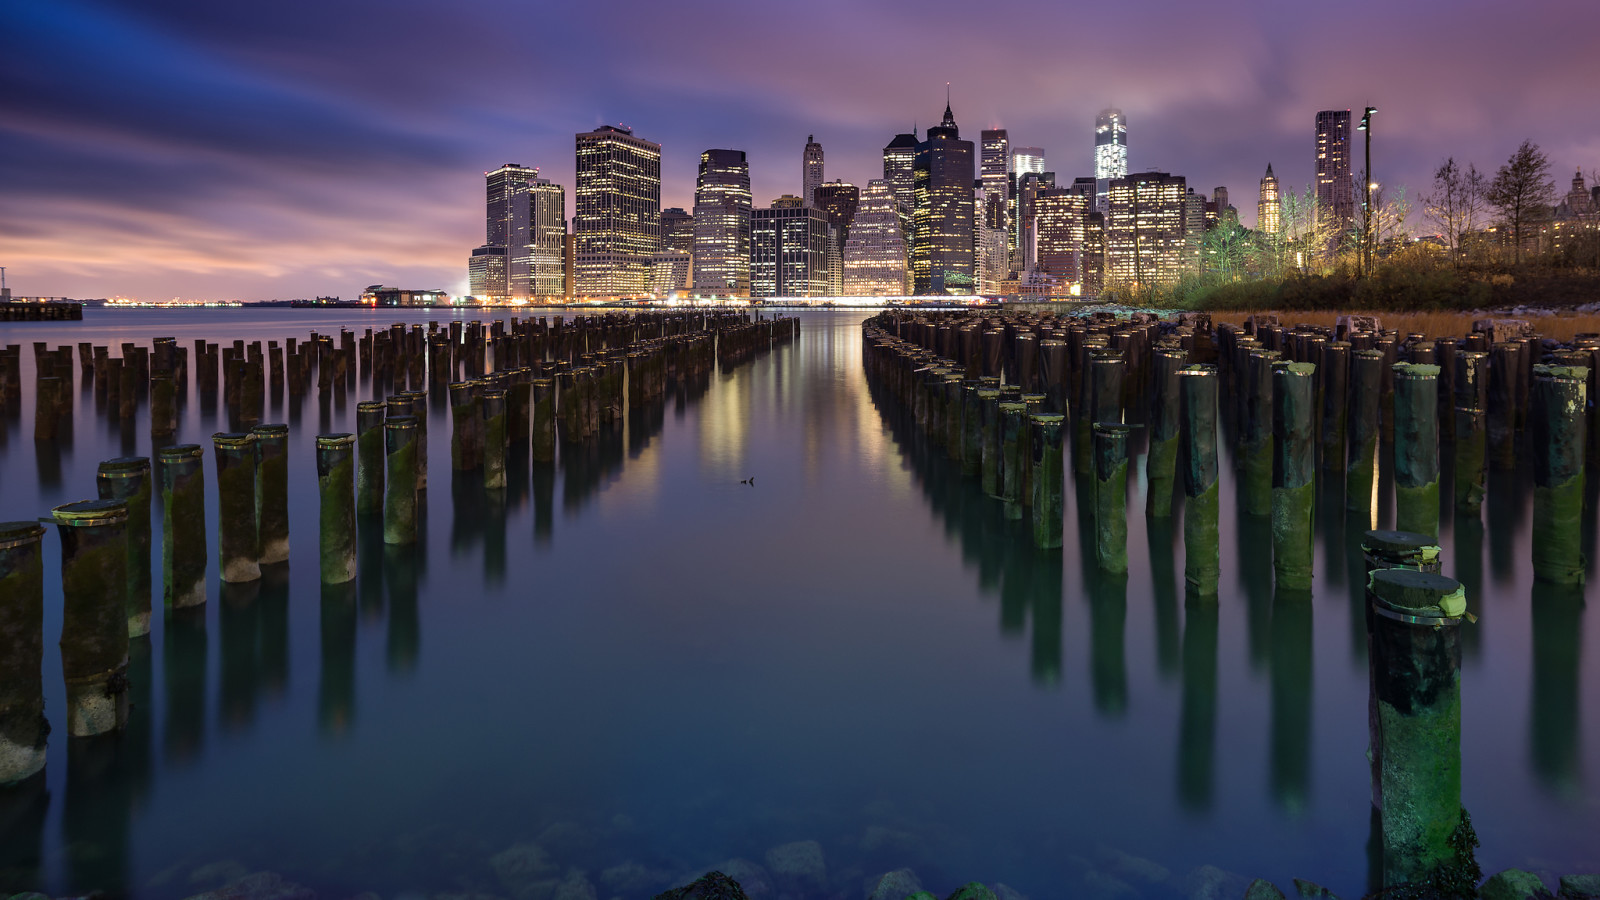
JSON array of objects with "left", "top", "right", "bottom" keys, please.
[{"left": 740, "top": 476, "right": 755, "bottom": 486}]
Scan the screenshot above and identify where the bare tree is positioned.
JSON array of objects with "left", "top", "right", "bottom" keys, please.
[
  {"left": 1485, "top": 140, "right": 1557, "bottom": 265},
  {"left": 1423, "top": 158, "right": 1486, "bottom": 269}
]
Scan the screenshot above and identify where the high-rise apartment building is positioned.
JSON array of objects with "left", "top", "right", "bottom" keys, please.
[
  {"left": 1105, "top": 170, "right": 1191, "bottom": 286},
  {"left": 485, "top": 163, "right": 539, "bottom": 299},
  {"left": 660, "top": 208, "right": 695, "bottom": 254},
  {"left": 573, "top": 125, "right": 661, "bottom": 296},
  {"left": 1094, "top": 109, "right": 1129, "bottom": 214},
  {"left": 1082, "top": 212, "right": 1106, "bottom": 297},
  {"left": 1258, "top": 164, "right": 1281, "bottom": 234},
  {"left": 1315, "top": 110, "right": 1354, "bottom": 237},
  {"left": 468, "top": 246, "right": 507, "bottom": 299},
  {"left": 691, "top": 149, "right": 752, "bottom": 295},
  {"left": 912, "top": 103, "right": 976, "bottom": 294},
  {"left": 980, "top": 130, "right": 1011, "bottom": 233},
  {"left": 843, "top": 179, "right": 908, "bottom": 296},
  {"left": 750, "top": 197, "right": 832, "bottom": 297},
  {"left": 803, "top": 135, "right": 825, "bottom": 206},
  {"left": 882, "top": 132, "right": 918, "bottom": 217},
  {"left": 1013, "top": 170, "right": 1055, "bottom": 271},
  {"left": 974, "top": 182, "right": 1010, "bottom": 293}
]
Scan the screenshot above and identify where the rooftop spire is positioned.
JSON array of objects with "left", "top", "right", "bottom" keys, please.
[{"left": 942, "top": 83, "right": 955, "bottom": 127}]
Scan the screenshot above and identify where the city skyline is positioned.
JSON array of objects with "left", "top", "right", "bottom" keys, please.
[{"left": 3, "top": 0, "right": 1597, "bottom": 300}]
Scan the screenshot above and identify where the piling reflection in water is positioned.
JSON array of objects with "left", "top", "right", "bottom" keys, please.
[
  {"left": 319, "top": 580, "right": 358, "bottom": 738},
  {"left": 1529, "top": 582, "right": 1583, "bottom": 797},
  {"left": 163, "top": 607, "right": 207, "bottom": 763}
]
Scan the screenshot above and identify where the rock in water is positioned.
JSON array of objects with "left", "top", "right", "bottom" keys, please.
[
  {"left": 946, "top": 884, "right": 999, "bottom": 900},
  {"left": 1243, "top": 879, "right": 1286, "bottom": 900},
  {"left": 1479, "top": 869, "right": 1553, "bottom": 900},
  {"left": 1561, "top": 874, "right": 1600, "bottom": 899},
  {"left": 653, "top": 871, "right": 749, "bottom": 900},
  {"left": 866, "top": 868, "right": 923, "bottom": 900},
  {"left": 1290, "top": 879, "right": 1339, "bottom": 900},
  {"left": 763, "top": 840, "right": 826, "bottom": 894}
]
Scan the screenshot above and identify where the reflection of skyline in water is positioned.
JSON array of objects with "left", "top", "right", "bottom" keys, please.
[{"left": 0, "top": 310, "right": 1595, "bottom": 899}]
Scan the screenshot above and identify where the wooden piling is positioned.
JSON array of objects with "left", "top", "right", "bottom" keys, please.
[
  {"left": 95, "top": 457, "right": 153, "bottom": 637},
  {"left": 52, "top": 499, "right": 131, "bottom": 736}
]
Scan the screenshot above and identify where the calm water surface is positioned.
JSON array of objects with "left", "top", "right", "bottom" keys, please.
[{"left": 0, "top": 308, "right": 1595, "bottom": 900}]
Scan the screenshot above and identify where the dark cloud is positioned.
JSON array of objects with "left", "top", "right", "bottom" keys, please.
[{"left": 1, "top": 0, "right": 1596, "bottom": 299}]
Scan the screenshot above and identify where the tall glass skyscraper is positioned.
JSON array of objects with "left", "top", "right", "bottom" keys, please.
[
  {"left": 1011, "top": 146, "right": 1045, "bottom": 178},
  {"left": 573, "top": 125, "right": 661, "bottom": 296},
  {"left": 882, "top": 132, "right": 918, "bottom": 217},
  {"left": 912, "top": 103, "right": 975, "bottom": 294},
  {"left": 1315, "top": 110, "right": 1354, "bottom": 237},
  {"left": 1094, "top": 109, "right": 1128, "bottom": 214},
  {"left": 691, "top": 149, "right": 752, "bottom": 295},
  {"left": 1105, "top": 170, "right": 1190, "bottom": 286},
  {"left": 750, "top": 198, "right": 831, "bottom": 297},
  {"left": 484, "top": 163, "right": 539, "bottom": 299}
]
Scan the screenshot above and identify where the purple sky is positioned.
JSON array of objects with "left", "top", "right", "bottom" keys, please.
[{"left": 3, "top": 0, "right": 1597, "bottom": 300}]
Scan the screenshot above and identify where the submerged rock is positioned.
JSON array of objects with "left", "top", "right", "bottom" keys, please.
[
  {"left": 1093, "top": 844, "right": 1172, "bottom": 887},
  {"left": 1289, "top": 879, "right": 1338, "bottom": 900},
  {"left": 551, "top": 871, "right": 596, "bottom": 900},
  {"left": 1243, "top": 880, "right": 1285, "bottom": 900},
  {"left": 1077, "top": 870, "right": 1137, "bottom": 900},
  {"left": 763, "top": 841, "right": 826, "bottom": 893},
  {"left": 599, "top": 861, "right": 673, "bottom": 897},
  {"left": 181, "top": 871, "right": 317, "bottom": 900},
  {"left": 946, "top": 884, "right": 998, "bottom": 900},
  {"left": 190, "top": 861, "right": 252, "bottom": 887},
  {"left": 1174, "top": 865, "right": 1252, "bottom": 900},
  {"left": 653, "top": 871, "right": 749, "bottom": 900},
  {"left": 1480, "top": 869, "right": 1554, "bottom": 900},
  {"left": 489, "top": 843, "right": 561, "bottom": 900},
  {"left": 1561, "top": 874, "right": 1600, "bottom": 899},
  {"left": 865, "top": 868, "right": 923, "bottom": 900},
  {"left": 988, "top": 884, "right": 1028, "bottom": 900}
]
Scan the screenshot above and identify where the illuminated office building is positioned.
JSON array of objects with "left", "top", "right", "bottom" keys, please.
[
  {"left": 1094, "top": 109, "right": 1128, "bottom": 214},
  {"left": 980, "top": 130, "right": 1011, "bottom": 235},
  {"left": 651, "top": 252, "right": 692, "bottom": 294},
  {"left": 468, "top": 246, "right": 508, "bottom": 299},
  {"left": 912, "top": 102, "right": 976, "bottom": 294},
  {"left": 842, "top": 179, "right": 908, "bottom": 296},
  {"left": 692, "top": 149, "right": 752, "bottom": 295},
  {"left": 1258, "top": 164, "right": 1281, "bottom": 234},
  {"left": 485, "top": 163, "right": 538, "bottom": 299},
  {"left": 750, "top": 197, "right": 831, "bottom": 297},
  {"left": 660, "top": 207, "right": 695, "bottom": 254},
  {"left": 1035, "top": 188, "right": 1089, "bottom": 281},
  {"left": 1105, "top": 170, "right": 1191, "bottom": 286},
  {"left": 528, "top": 178, "right": 567, "bottom": 297},
  {"left": 1315, "top": 110, "right": 1354, "bottom": 237},
  {"left": 803, "top": 135, "right": 825, "bottom": 206},
  {"left": 814, "top": 180, "right": 859, "bottom": 256},
  {"left": 883, "top": 132, "right": 918, "bottom": 217},
  {"left": 1014, "top": 170, "right": 1055, "bottom": 272},
  {"left": 1012, "top": 146, "right": 1045, "bottom": 178},
  {"left": 974, "top": 183, "right": 1010, "bottom": 293},
  {"left": 1082, "top": 212, "right": 1106, "bottom": 297},
  {"left": 573, "top": 125, "right": 661, "bottom": 296}
]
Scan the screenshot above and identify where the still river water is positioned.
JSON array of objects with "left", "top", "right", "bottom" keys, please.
[{"left": 0, "top": 308, "right": 1595, "bottom": 900}]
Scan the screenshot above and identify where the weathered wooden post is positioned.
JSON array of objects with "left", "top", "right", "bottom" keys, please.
[
  {"left": 383, "top": 416, "right": 420, "bottom": 545},
  {"left": 0, "top": 521, "right": 48, "bottom": 784},
  {"left": 1362, "top": 530, "right": 1442, "bottom": 576},
  {"left": 213, "top": 433, "right": 260, "bottom": 583},
  {"left": 1487, "top": 342, "right": 1521, "bottom": 469},
  {"left": 978, "top": 387, "right": 1003, "bottom": 496},
  {"left": 1368, "top": 568, "right": 1466, "bottom": 888},
  {"left": 1530, "top": 365, "right": 1588, "bottom": 584},
  {"left": 1348, "top": 349, "right": 1384, "bottom": 516},
  {"left": 1273, "top": 363, "right": 1317, "bottom": 590},
  {"left": 1392, "top": 364, "right": 1441, "bottom": 537},
  {"left": 355, "top": 401, "right": 386, "bottom": 516},
  {"left": 1240, "top": 349, "right": 1279, "bottom": 517},
  {"left": 316, "top": 433, "right": 358, "bottom": 584},
  {"left": 156, "top": 444, "right": 207, "bottom": 609},
  {"left": 252, "top": 424, "right": 290, "bottom": 565},
  {"left": 403, "top": 391, "right": 429, "bottom": 489},
  {"left": 1030, "top": 414, "right": 1065, "bottom": 549},
  {"left": 52, "top": 499, "right": 131, "bottom": 736},
  {"left": 482, "top": 388, "right": 508, "bottom": 489},
  {"left": 998, "top": 401, "right": 1027, "bottom": 514},
  {"left": 1180, "top": 366, "right": 1220, "bottom": 598},
  {"left": 1093, "top": 423, "right": 1132, "bottom": 575},
  {"left": 1319, "top": 341, "right": 1350, "bottom": 473},
  {"left": 1453, "top": 351, "right": 1489, "bottom": 516},
  {"left": 96, "top": 457, "right": 153, "bottom": 638},
  {"left": 1146, "top": 347, "right": 1187, "bottom": 517},
  {"left": 449, "top": 381, "right": 482, "bottom": 471},
  {"left": 531, "top": 377, "right": 556, "bottom": 463},
  {"left": 149, "top": 373, "right": 177, "bottom": 438}
]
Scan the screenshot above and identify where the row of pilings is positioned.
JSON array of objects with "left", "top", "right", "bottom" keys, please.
[
  {"left": 0, "top": 311, "right": 798, "bottom": 796},
  {"left": 860, "top": 307, "right": 1592, "bottom": 892}
]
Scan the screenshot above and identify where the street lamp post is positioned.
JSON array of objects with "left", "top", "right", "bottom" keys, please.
[{"left": 1358, "top": 106, "right": 1376, "bottom": 277}]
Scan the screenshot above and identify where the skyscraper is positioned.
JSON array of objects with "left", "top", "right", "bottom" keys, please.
[
  {"left": 692, "top": 149, "right": 752, "bottom": 295},
  {"left": 1105, "top": 170, "right": 1191, "bottom": 286},
  {"left": 1094, "top": 109, "right": 1128, "bottom": 214},
  {"left": 843, "top": 180, "right": 908, "bottom": 296},
  {"left": 1011, "top": 147, "right": 1045, "bottom": 178},
  {"left": 573, "top": 124, "right": 661, "bottom": 296},
  {"left": 803, "top": 135, "right": 825, "bottom": 206},
  {"left": 882, "top": 132, "right": 918, "bottom": 217},
  {"left": 912, "top": 102, "right": 976, "bottom": 294},
  {"left": 1315, "top": 110, "right": 1354, "bottom": 237},
  {"left": 528, "top": 178, "right": 567, "bottom": 297},
  {"left": 814, "top": 180, "right": 860, "bottom": 258},
  {"left": 660, "top": 208, "right": 695, "bottom": 254},
  {"left": 1258, "top": 164, "right": 1281, "bottom": 234},
  {"left": 980, "top": 130, "right": 1011, "bottom": 230},
  {"left": 750, "top": 197, "right": 831, "bottom": 297},
  {"left": 1035, "top": 188, "right": 1089, "bottom": 281},
  {"left": 468, "top": 246, "right": 507, "bottom": 299},
  {"left": 485, "top": 163, "right": 540, "bottom": 299}
]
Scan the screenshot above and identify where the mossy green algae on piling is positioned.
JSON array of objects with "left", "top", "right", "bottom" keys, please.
[
  {"left": 1530, "top": 365, "right": 1588, "bottom": 585},
  {"left": 213, "top": 432, "right": 261, "bottom": 583},
  {"left": 52, "top": 499, "right": 131, "bottom": 736},
  {"left": 96, "top": 456, "right": 153, "bottom": 637},
  {"left": 0, "top": 521, "right": 48, "bottom": 785},
  {"left": 1093, "top": 424, "right": 1131, "bottom": 576},
  {"left": 157, "top": 444, "right": 207, "bottom": 609},
  {"left": 1271, "top": 363, "right": 1317, "bottom": 591},
  {"left": 1392, "top": 364, "right": 1441, "bottom": 538},
  {"left": 384, "top": 416, "right": 420, "bottom": 545},
  {"left": 316, "top": 433, "right": 358, "bottom": 584},
  {"left": 1179, "top": 365, "right": 1221, "bottom": 598}
]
